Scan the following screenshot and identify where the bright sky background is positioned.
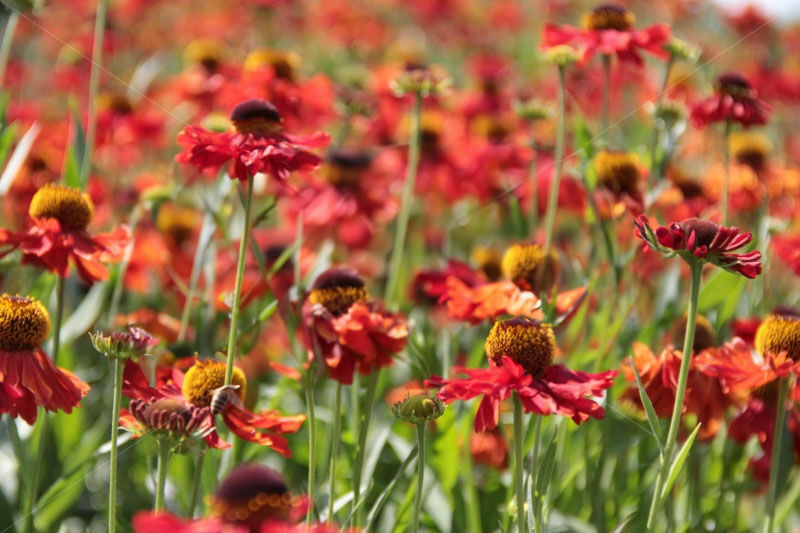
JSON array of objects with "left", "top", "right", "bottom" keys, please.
[{"left": 713, "top": 0, "right": 800, "bottom": 21}]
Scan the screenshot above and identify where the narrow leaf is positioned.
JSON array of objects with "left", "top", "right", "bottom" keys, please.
[
  {"left": 660, "top": 423, "right": 701, "bottom": 503},
  {"left": 631, "top": 362, "right": 665, "bottom": 449}
]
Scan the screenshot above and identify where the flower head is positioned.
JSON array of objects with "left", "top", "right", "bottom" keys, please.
[
  {"left": 307, "top": 268, "right": 368, "bottom": 317},
  {"left": 90, "top": 326, "right": 156, "bottom": 361},
  {"left": 0, "top": 184, "right": 128, "bottom": 284},
  {"left": 730, "top": 130, "right": 771, "bottom": 172},
  {"left": 634, "top": 215, "right": 762, "bottom": 278},
  {"left": 392, "top": 392, "right": 445, "bottom": 424},
  {"left": 501, "top": 243, "right": 560, "bottom": 295},
  {"left": 690, "top": 72, "right": 771, "bottom": 128},
  {"left": 176, "top": 98, "right": 329, "bottom": 182},
  {"left": 755, "top": 313, "right": 800, "bottom": 361},
  {"left": 0, "top": 294, "right": 90, "bottom": 424},
  {"left": 426, "top": 317, "right": 616, "bottom": 431}
]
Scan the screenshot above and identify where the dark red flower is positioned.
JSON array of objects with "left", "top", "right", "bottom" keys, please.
[
  {"left": 634, "top": 215, "right": 762, "bottom": 278},
  {"left": 690, "top": 72, "right": 771, "bottom": 129},
  {"left": 542, "top": 4, "right": 670, "bottom": 66},
  {"left": 176, "top": 98, "right": 329, "bottom": 182}
]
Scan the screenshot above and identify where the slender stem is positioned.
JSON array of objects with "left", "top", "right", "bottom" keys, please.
[
  {"left": 543, "top": 65, "right": 566, "bottom": 255},
  {"left": 527, "top": 142, "right": 539, "bottom": 233},
  {"left": 648, "top": 57, "right": 674, "bottom": 182},
  {"left": 384, "top": 92, "right": 422, "bottom": 305},
  {"left": 512, "top": 393, "right": 527, "bottom": 533},
  {"left": 351, "top": 370, "right": 379, "bottom": 527},
  {"left": 108, "top": 358, "right": 124, "bottom": 533},
  {"left": 187, "top": 453, "right": 205, "bottom": 518},
  {"left": 327, "top": 382, "right": 342, "bottom": 525},
  {"left": 79, "top": 0, "right": 108, "bottom": 185},
  {"left": 23, "top": 276, "right": 65, "bottom": 533},
  {"left": 602, "top": 54, "right": 611, "bottom": 144},
  {"left": 531, "top": 416, "right": 544, "bottom": 532},
  {"left": 646, "top": 260, "right": 702, "bottom": 529},
  {"left": 412, "top": 423, "right": 426, "bottom": 533},
  {"left": 0, "top": 11, "right": 20, "bottom": 88},
  {"left": 763, "top": 377, "right": 790, "bottom": 533},
  {"left": 305, "top": 371, "right": 317, "bottom": 527},
  {"left": 224, "top": 175, "right": 255, "bottom": 385},
  {"left": 721, "top": 120, "right": 732, "bottom": 226},
  {"left": 154, "top": 436, "right": 170, "bottom": 512},
  {"left": 462, "top": 417, "right": 482, "bottom": 533},
  {"left": 7, "top": 418, "right": 29, "bottom": 502}
]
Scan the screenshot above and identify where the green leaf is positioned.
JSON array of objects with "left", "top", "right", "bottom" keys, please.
[
  {"left": 62, "top": 112, "right": 87, "bottom": 189},
  {"left": 59, "top": 281, "right": 109, "bottom": 348},
  {"left": 431, "top": 407, "right": 459, "bottom": 499},
  {"left": 631, "top": 362, "right": 665, "bottom": 449},
  {"left": 660, "top": 423, "right": 701, "bottom": 503},
  {"left": 365, "top": 445, "right": 418, "bottom": 531},
  {"left": 697, "top": 270, "right": 746, "bottom": 327}
]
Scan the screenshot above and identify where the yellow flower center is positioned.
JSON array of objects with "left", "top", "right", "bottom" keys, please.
[
  {"left": 243, "top": 48, "right": 299, "bottom": 81},
  {"left": 96, "top": 92, "right": 133, "bottom": 115},
  {"left": 156, "top": 203, "right": 201, "bottom": 244},
  {"left": 29, "top": 184, "right": 94, "bottom": 230},
  {"left": 501, "top": 243, "right": 560, "bottom": 294},
  {"left": 485, "top": 317, "right": 555, "bottom": 375},
  {"left": 755, "top": 314, "right": 800, "bottom": 362},
  {"left": 183, "top": 38, "right": 223, "bottom": 70},
  {"left": 594, "top": 150, "right": 641, "bottom": 196},
  {"left": 471, "top": 246, "right": 503, "bottom": 281},
  {"left": 0, "top": 294, "right": 51, "bottom": 351},
  {"left": 730, "top": 131, "right": 771, "bottom": 171},
  {"left": 582, "top": 4, "right": 635, "bottom": 31},
  {"left": 182, "top": 359, "right": 247, "bottom": 408}
]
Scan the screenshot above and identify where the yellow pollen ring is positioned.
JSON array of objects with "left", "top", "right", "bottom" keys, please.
[
  {"left": 501, "top": 243, "right": 560, "bottom": 294},
  {"left": 182, "top": 359, "right": 247, "bottom": 408},
  {"left": 593, "top": 150, "right": 641, "bottom": 195},
  {"left": 29, "top": 184, "right": 94, "bottom": 231},
  {"left": 0, "top": 294, "right": 51, "bottom": 351},
  {"left": 755, "top": 314, "right": 800, "bottom": 362},
  {"left": 485, "top": 318, "right": 555, "bottom": 375},
  {"left": 210, "top": 490, "right": 292, "bottom": 523},
  {"left": 308, "top": 286, "right": 368, "bottom": 317},
  {"left": 581, "top": 6, "right": 635, "bottom": 31}
]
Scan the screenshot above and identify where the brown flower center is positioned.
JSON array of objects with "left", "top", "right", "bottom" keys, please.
[
  {"left": 594, "top": 150, "right": 641, "bottom": 195},
  {"left": 501, "top": 243, "right": 560, "bottom": 294},
  {"left": 471, "top": 246, "right": 503, "bottom": 282},
  {"left": 321, "top": 149, "right": 372, "bottom": 188},
  {"left": 0, "top": 294, "right": 51, "bottom": 351},
  {"left": 308, "top": 268, "right": 368, "bottom": 316},
  {"left": 755, "top": 314, "right": 800, "bottom": 362},
  {"left": 673, "top": 313, "right": 716, "bottom": 352},
  {"left": 730, "top": 131, "right": 771, "bottom": 172},
  {"left": 716, "top": 72, "right": 754, "bottom": 98},
  {"left": 582, "top": 4, "right": 635, "bottom": 31},
  {"left": 678, "top": 218, "right": 719, "bottom": 248},
  {"left": 29, "top": 184, "right": 94, "bottom": 230},
  {"left": 182, "top": 359, "right": 247, "bottom": 408},
  {"left": 243, "top": 48, "right": 299, "bottom": 81},
  {"left": 184, "top": 39, "right": 223, "bottom": 71},
  {"left": 211, "top": 464, "right": 293, "bottom": 527},
  {"left": 485, "top": 317, "right": 555, "bottom": 375},
  {"left": 230, "top": 99, "right": 282, "bottom": 135}
]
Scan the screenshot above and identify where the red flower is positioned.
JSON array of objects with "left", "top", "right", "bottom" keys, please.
[
  {"left": 542, "top": 4, "right": 670, "bottom": 66},
  {"left": 690, "top": 72, "right": 771, "bottom": 129},
  {"left": 426, "top": 318, "right": 616, "bottom": 431},
  {"left": 410, "top": 259, "right": 486, "bottom": 305},
  {"left": 303, "top": 268, "right": 408, "bottom": 385},
  {"left": 694, "top": 338, "right": 797, "bottom": 393},
  {"left": 634, "top": 215, "right": 762, "bottom": 278},
  {"left": 443, "top": 277, "right": 587, "bottom": 326},
  {"left": 122, "top": 359, "right": 305, "bottom": 456},
  {"left": 0, "top": 294, "right": 90, "bottom": 424},
  {"left": 0, "top": 184, "right": 129, "bottom": 284},
  {"left": 772, "top": 233, "right": 800, "bottom": 277},
  {"left": 175, "top": 98, "right": 329, "bottom": 182},
  {"left": 471, "top": 429, "right": 509, "bottom": 470}
]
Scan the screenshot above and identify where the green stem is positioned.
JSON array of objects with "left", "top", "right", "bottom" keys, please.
[
  {"left": 531, "top": 416, "right": 544, "bottom": 533},
  {"left": 513, "top": 393, "right": 527, "bottom": 533},
  {"left": 224, "top": 175, "right": 255, "bottom": 385},
  {"left": 351, "top": 370, "right": 379, "bottom": 527},
  {"left": 763, "top": 377, "right": 790, "bottom": 533},
  {"left": 646, "top": 260, "right": 702, "bottom": 530},
  {"left": 0, "top": 11, "right": 20, "bottom": 88},
  {"left": 108, "top": 358, "right": 124, "bottom": 533},
  {"left": 543, "top": 65, "right": 566, "bottom": 254},
  {"left": 154, "top": 436, "right": 170, "bottom": 512},
  {"left": 462, "top": 416, "right": 482, "bottom": 533},
  {"left": 384, "top": 92, "right": 422, "bottom": 305},
  {"left": 79, "top": 0, "right": 108, "bottom": 185},
  {"left": 527, "top": 143, "right": 539, "bottom": 234},
  {"left": 304, "top": 371, "right": 317, "bottom": 527},
  {"left": 7, "top": 418, "right": 28, "bottom": 501},
  {"left": 412, "top": 423, "right": 426, "bottom": 533},
  {"left": 721, "top": 120, "right": 732, "bottom": 226},
  {"left": 327, "top": 382, "right": 342, "bottom": 525},
  {"left": 648, "top": 57, "right": 674, "bottom": 183},
  {"left": 187, "top": 453, "right": 205, "bottom": 518},
  {"left": 602, "top": 54, "right": 611, "bottom": 144},
  {"left": 23, "top": 276, "right": 65, "bottom": 533}
]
